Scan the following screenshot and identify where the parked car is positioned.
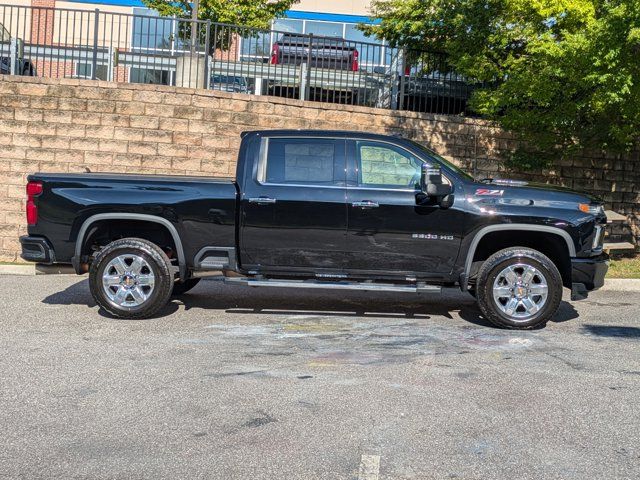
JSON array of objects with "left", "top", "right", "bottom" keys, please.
[
  {"left": 400, "top": 71, "right": 476, "bottom": 115},
  {"left": 0, "top": 23, "right": 36, "bottom": 76},
  {"left": 270, "top": 33, "right": 359, "bottom": 71},
  {"left": 20, "top": 130, "right": 608, "bottom": 329},
  {"left": 209, "top": 75, "right": 249, "bottom": 94}
]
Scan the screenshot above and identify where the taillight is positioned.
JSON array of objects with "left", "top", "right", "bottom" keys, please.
[
  {"left": 26, "top": 181, "right": 42, "bottom": 226},
  {"left": 270, "top": 43, "right": 280, "bottom": 64},
  {"left": 351, "top": 49, "right": 359, "bottom": 72}
]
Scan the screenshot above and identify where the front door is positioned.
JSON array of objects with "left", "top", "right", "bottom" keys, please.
[
  {"left": 240, "top": 135, "right": 347, "bottom": 272},
  {"left": 345, "top": 139, "right": 463, "bottom": 275}
]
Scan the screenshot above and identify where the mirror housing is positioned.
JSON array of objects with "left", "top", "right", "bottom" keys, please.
[{"left": 421, "top": 164, "right": 452, "bottom": 197}]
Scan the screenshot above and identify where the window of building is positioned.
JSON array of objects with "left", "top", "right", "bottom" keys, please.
[
  {"left": 304, "top": 21, "right": 344, "bottom": 38},
  {"left": 357, "top": 141, "right": 422, "bottom": 189},
  {"left": 75, "top": 62, "right": 108, "bottom": 80},
  {"left": 273, "top": 19, "right": 304, "bottom": 34},
  {"left": 240, "top": 31, "right": 272, "bottom": 58},
  {"left": 261, "top": 138, "right": 344, "bottom": 186},
  {"left": 131, "top": 8, "right": 173, "bottom": 51},
  {"left": 130, "top": 67, "right": 170, "bottom": 85}
]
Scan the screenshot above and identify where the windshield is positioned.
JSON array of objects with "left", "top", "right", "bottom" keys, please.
[{"left": 407, "top": 139, "right": 474, "bottom": 181}]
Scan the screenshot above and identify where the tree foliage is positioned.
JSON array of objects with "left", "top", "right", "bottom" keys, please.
[{"left": 363, "top": 0, "right": 640, "bottom": 168}]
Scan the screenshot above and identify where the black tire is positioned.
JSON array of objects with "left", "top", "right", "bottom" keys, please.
[
  {"left": 89, "top": 237, "right": 174, "bottom": 319},
  {"left": 172, "top": 278, "right": 201, "bottom": 296},
  {"left": 476, "top": 247, "right": 562, "bottom": 329}
]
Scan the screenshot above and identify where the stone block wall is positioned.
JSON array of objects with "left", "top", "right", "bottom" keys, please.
[{"left": 0, "top": 75, "right": 637, "bottom": 262}]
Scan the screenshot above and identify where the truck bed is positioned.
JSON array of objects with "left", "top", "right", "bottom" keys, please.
[{"left": 27, "top": 172, "right": 239, "bottom": 269}]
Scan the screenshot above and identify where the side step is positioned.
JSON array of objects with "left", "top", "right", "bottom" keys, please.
[{"left": 224, "top": 277, "right": 442, "bottom": 294}]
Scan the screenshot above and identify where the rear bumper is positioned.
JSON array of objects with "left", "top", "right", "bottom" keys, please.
[
  {"left": 571, "top": 253, "right": 609, "bottom": 300},
  {"left": 19, "top": 235, "right": 55, "bottom": 264}
]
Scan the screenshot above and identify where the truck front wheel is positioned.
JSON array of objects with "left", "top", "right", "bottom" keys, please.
[
  {"left": 475, "top": 247, "right": 563, "bottom": 329},
  {"left": 89, "top": 238, "right": 174, "bottom": 319}
]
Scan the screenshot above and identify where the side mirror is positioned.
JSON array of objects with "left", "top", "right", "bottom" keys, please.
[{"left": 421, "top": 164, "right": 452, "bottom": 197}]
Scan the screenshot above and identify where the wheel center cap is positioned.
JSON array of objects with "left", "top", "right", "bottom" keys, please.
[
  {"left": 515, "top": 286, "right": 528, "bottom": 298},
  {"left": 122, "top": 274, "right": 136, "bottom": 287}
]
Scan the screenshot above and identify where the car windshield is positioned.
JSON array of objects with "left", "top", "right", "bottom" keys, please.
[{"left": 407, "top": 139, "right": 474, "bottom": 181}]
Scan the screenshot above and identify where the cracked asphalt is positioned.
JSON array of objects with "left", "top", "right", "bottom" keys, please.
[{"left": 0, "top": 275, "right": 638, "bottom": 479}]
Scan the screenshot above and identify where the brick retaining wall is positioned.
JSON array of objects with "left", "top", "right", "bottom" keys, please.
[{"left": 0, "top": 75, "right": 637, "bottom": 262}]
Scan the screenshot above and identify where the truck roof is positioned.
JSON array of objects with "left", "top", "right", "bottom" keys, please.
[{"left": 241, "top": 129, "right": 404, "bottom": 143}]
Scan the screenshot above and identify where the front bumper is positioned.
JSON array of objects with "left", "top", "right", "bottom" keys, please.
[
  {"left": 571, "top": 253, "right": 609, "bottom": 300},
  {"left": 19, "top": 235, "right": 55, "bottom": 264}
]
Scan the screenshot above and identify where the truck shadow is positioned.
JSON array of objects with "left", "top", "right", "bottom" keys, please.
[{"left": 42, "top": 278, "right": 579, "bottom": 328}]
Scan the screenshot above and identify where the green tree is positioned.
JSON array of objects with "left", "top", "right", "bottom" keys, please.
[{"left": 363, "top": 0, "right": 640, "bottom": 169}]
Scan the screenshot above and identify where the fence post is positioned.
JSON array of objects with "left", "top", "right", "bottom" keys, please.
[
  {"left": 107, "top": 46, "right": 114, "bottom": 82},
  {"left": 9, "top": 38, "right": 19, "bottom": 75},
  {"left": 299, "top": 63, "right": 308, "bottom": 101},
  {"left": 397, "top": 47, "right": 406, "bottom": 111},
  {"left": 204, "top": 19, "right": 211, "bottom": 89},
  {"left": 91, "top": 8, "right": 100, "bottom": 80},
  {"left": 302, "top": 33, "right": 313, "bottom": 101}
]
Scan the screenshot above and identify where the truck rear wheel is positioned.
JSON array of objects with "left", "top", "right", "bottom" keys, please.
[
  {"left": 89, "top": 238, "right": 174, "bottom": 319},
  {"left": 475, "top": 247, "right": 562, "bottom": 329}
]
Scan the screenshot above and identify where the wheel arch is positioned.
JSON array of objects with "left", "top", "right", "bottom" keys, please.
[
  {"left": 463, "top": 225, "right": 576, "bottom": 289},
  {"left": 73, "top": 213, "right": 186, "bottom": 279}
]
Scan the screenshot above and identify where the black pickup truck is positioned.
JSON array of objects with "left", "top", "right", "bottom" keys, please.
[{"left": 20, "top": 130, "right": 608, "bottom": 329}]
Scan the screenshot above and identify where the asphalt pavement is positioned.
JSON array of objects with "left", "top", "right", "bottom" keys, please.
[{"left": 0, "top": 275, "right": 638, "bottom": 479}]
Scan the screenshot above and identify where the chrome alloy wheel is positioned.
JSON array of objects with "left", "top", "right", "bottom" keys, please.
[
  {"left": 102, "top": 254, "right": 155, "bottom": 307},
  {"left": 492, "top": 263, "right": 549, "bottom": 321}
]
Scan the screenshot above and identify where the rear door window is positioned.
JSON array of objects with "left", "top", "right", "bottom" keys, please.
[{"left": 259, "top": 137, "right": 345, "bottom": 186}]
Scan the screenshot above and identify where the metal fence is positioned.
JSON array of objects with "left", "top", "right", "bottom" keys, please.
[{"left": 0, "top": 4, "right": 477, "bottom": 115}]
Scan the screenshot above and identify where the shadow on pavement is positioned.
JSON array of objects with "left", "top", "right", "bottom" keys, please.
[
  {"left": 41, "top": 278, "right": 579, "bottom": 328},
  {"left": 582, "top": 325, "right": 640, "bottom": 339}
]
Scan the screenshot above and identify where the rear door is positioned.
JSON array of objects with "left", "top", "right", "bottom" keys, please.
[
  {"left": 240, "top": 135, "right": 347, "bottom": 272},
  {"left": 345, "top": 139, "right": 464, "bottom": 275}
]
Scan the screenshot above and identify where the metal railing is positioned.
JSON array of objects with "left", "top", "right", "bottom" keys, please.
[{"left": 0, "top": 4, "right": 478, "bottom": 115}]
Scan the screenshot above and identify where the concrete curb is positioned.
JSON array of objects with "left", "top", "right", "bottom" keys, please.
[
  {"left": 0, "top": 264, "right": 76, "bottom": 276},
  {"left": 0, "top": 264, "right": 35, "bottom": 275},
  {"left": 600, "top": 278, "right": 640, "bottom": 292}
]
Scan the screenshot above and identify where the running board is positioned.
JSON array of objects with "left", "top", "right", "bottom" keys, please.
[{"left": 224, "top": 277, "right": 441, "bottom": 293}]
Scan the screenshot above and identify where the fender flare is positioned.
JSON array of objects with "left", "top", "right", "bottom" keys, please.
[
  {"left": 73, "top": 213, "right": 186, "bottom": 279},
  {"left": 462, "top": 224, "right": 576, "bottom": 288}
]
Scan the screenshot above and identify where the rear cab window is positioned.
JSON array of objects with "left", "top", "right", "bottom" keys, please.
[{"left": 257, "top": 137, "right": 345, "bottom": 186}]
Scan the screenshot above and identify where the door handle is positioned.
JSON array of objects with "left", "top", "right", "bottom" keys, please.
[
  {"left": 248, "top": 197, "right": 277, "bottom": 205},
  {"left": 352, "top": 200, "right": 379, "bottom": 209}
]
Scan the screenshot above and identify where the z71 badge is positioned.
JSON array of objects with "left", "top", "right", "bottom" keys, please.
[{"left": 475, "top": 188, "right": 504, "bottom": 196}]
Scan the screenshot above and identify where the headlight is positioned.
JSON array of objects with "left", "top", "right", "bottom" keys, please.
[{"left": 578, "top": 203, "right": 604, "bottom": 215}]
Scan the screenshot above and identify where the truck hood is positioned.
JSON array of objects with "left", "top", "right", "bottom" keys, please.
[
  {"left": 475, "top": 178, "right": 602, "bottom": 204},
  {"left": 467, "top": 178, "right": 606, "bottom": 224}
]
